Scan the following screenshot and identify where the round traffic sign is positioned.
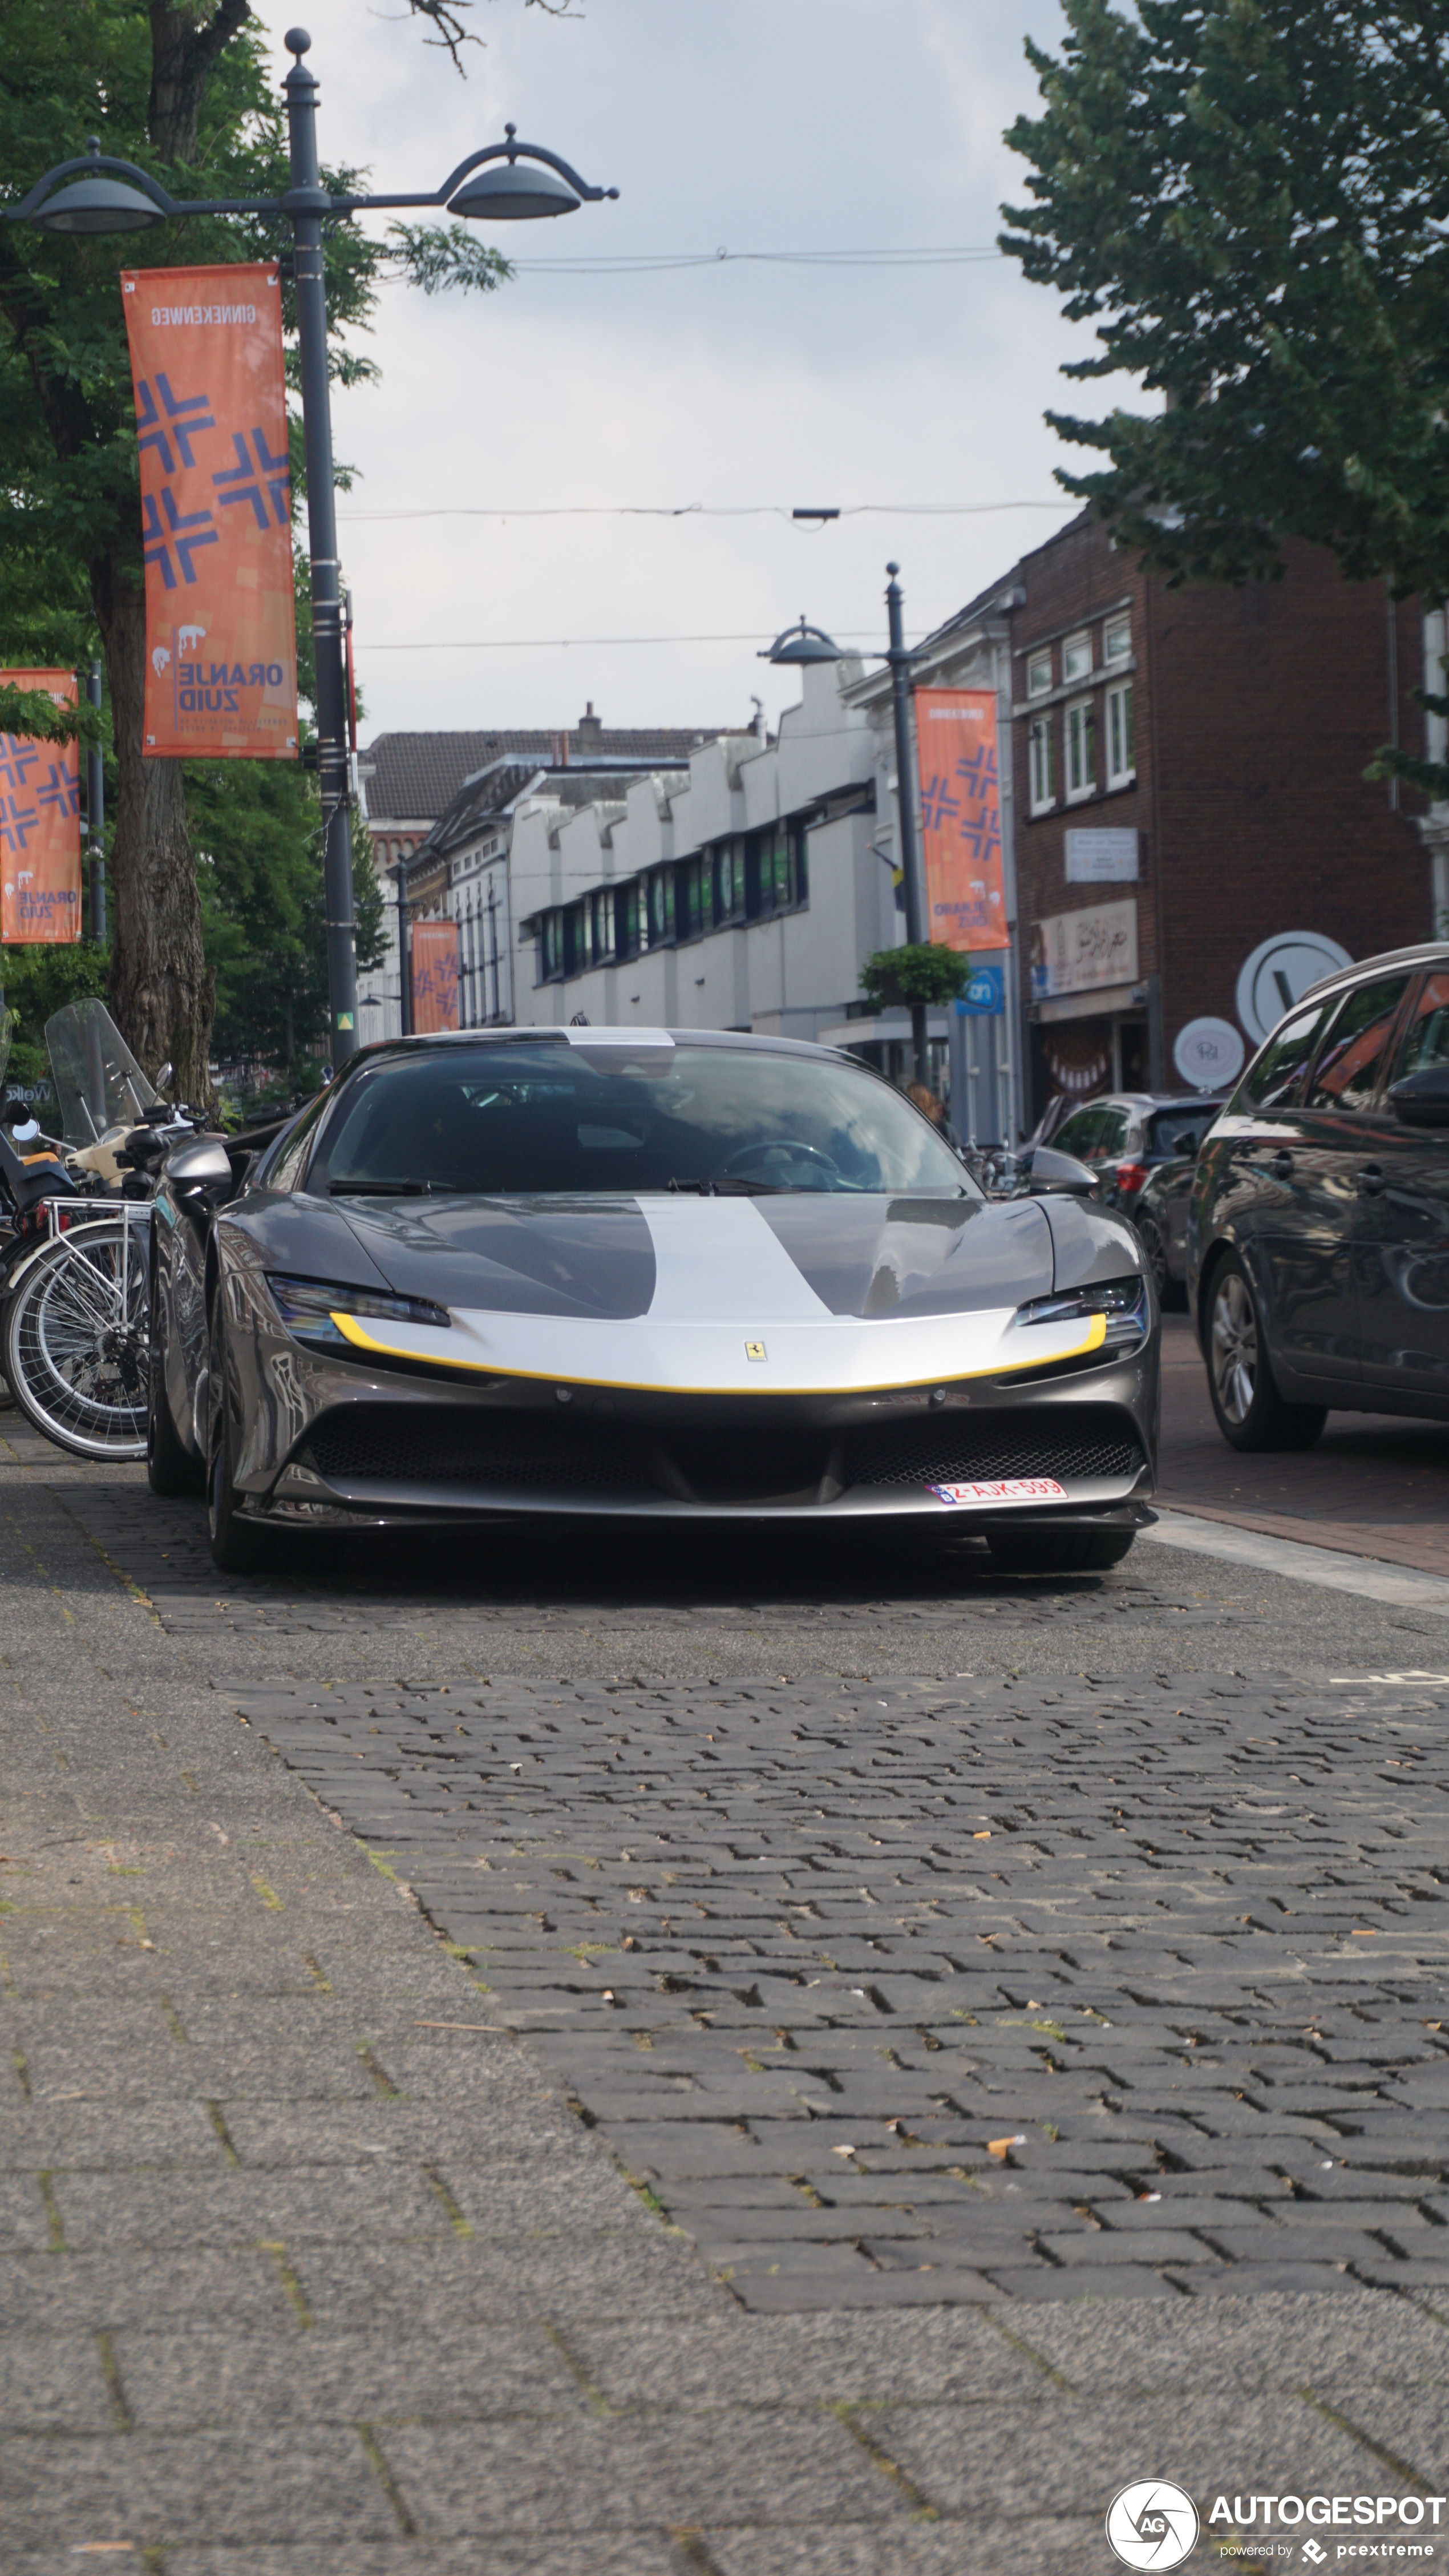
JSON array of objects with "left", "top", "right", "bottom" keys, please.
[
  {"left": 1172, "top": 1016, "right": 1244, "bottom": 1092},
  {"left": 1235, "top": 932, "right": 1352, "bottom": 1045}
]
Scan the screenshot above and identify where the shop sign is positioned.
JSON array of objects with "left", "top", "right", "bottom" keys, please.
[
  {"left": 1032, "top": 898, "right": 1138, "bottom": 999},
  {"left": 1065, "top": 827, "right": 1138, "bottom": 883}
]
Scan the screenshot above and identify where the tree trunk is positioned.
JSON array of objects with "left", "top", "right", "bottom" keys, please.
[
  {"left": 91, "top": 4, "right": 253, "bottom": 1097},
  {"left": 93, "top": 545, "right": 213, "bottom": 1097}
]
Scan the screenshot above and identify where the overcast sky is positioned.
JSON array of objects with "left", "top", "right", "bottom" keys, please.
[{"left": 252, "top": 0, "right": 1137, "bottom": 742}]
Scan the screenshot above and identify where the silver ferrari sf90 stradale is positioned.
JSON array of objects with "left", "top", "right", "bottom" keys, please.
[{"left": 147, "top": 1028, "right": 1159, "bottom": 1575}]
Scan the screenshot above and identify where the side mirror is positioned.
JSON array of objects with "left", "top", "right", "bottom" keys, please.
[
  {"left": 166, "top": 1136, "right": 234, "bottom": 1198},
  {"left": 1389, "top": 1070, "right": 1449, "bottom": 1129},
  {"left": 1025, "top": 1145, "right": 1100, "bottom": 1197},
  {"left": 155, "top": 1060, "right": 175, "bottom": 1096}
]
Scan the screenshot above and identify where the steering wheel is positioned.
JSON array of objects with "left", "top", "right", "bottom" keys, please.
[{"left": 718, "top": 1138, "right": 841, "bottom": 1185}]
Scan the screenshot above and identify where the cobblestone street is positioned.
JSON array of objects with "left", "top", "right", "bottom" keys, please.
[{"left": 6, "top": 1415, "right": 1449, "bottom": 2570}]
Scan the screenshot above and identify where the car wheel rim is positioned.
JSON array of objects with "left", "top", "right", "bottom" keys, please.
[{"left": 1211, "top": 1271, "right": 1257, "bottom": 1425}]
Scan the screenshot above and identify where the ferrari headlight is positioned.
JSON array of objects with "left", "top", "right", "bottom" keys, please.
[
  {"left": 267, "top": 1273, "right": 451, "bottom": 1349},
  {"left": 1015, "top": 1276, "right": 1150, "bottom": 1354}
]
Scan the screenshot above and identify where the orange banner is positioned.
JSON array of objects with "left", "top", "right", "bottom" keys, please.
[
  {"left": 0, "top": 671, "right": 82, "bottom": 944},
  {"left": 913, "top": 687, "right": 1009, "bottom": 953},
  {"left": 122, "top": 264, "right": 298, "bottom": 761},
  {"left": 412, "top": 918, "right": 460, "bottom": 1033}
]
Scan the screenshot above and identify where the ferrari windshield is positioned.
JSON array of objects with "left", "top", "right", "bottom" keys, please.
[{"left": 310, "top": 1039, "right": 971, "bottom": 1198}]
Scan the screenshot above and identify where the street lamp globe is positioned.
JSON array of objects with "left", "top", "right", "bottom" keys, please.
[
  {"left": 449, "top": 162, "right": 580, "bottom": 220},
  {"left": 30, "top": 167, "right": 167, "bottom": 235},
  {"left": 760, "top": 617, "right": 843, "bottom": 668}
]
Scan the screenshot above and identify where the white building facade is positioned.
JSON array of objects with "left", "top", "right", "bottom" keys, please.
[{"left": 509, "top": 656, "right": 898, "bottom": 1045}]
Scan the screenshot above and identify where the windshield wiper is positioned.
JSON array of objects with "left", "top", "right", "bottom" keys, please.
[
  {"left": 666, "top": 1176, "right": 791, "bottom": 1196},
  {"left": 328, "top": 1180, "right": 435, "bottom": 1196}
]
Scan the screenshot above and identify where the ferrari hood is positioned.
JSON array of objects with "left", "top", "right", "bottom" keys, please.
[
  {"left": 334, "top": 1190, "right": 1054, "bottom": 1321},
  {"left": 322, "top": 1190, "right": 1087, "bottom": 1396}
]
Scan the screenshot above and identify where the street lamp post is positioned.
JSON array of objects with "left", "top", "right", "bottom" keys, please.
[
  {"left": 884, "top": 563, "right": 930, "bottom": 1089},
  {"left": 4, "top": 27, "right": 616, "bottom": 1068}
]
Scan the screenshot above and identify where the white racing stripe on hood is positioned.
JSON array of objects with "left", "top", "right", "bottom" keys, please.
[{"left": 641, "top": 1194, "right": 832, "bottom": 1323}]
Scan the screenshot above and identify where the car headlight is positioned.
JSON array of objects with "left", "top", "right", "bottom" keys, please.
[
  {"left": 267, "top": 1273, "right": 451, "bottom": 1349},
  {"left": 1015, "top": 1276, "right": 1150, "bottom": 1354}
]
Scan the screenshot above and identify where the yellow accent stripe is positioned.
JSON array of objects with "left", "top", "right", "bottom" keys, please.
[{"left": 329, "top": 1307, "right": 1109, "bottom": 1395}]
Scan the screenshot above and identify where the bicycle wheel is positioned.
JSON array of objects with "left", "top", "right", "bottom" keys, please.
[{"left": 3, "top": 1218, "right": 150, "bottom": 1459}]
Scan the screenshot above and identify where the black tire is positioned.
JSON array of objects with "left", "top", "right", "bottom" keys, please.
[
  {"left": 147, "top": 1327, "right": 205, "bottom": 1497},
  {"left": 986, "top": 1525, "right": 1138, "bottom": 1576},
  {"left": 1204, "top": 1253, "right": 1326, "bottom": 1453},
  {"left": 207, "top": 1315, "right": 268, "bottom": 1573},
  {"left": 1135, "top": 1213, "right": 1187, "bottom": 1313}
]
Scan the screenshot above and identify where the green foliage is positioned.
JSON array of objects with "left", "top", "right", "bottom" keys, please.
[
  {"left": 860, "top": 943, "right": 972, "bottom": 1008},
  {"left": 1002, "top": 1, "right": 1449, "bottom": 602},
  {"left": 0, "top": 0, "right": 523, "bottom": 1075},
  {"left": 0, "top": 942, "right": 110, "bottom": 1097},
  {"left": 386, "top": 225, "right": 513, "bottom": 298},
  {"left": 0, "top": 686, "right": 102, "bottom": 747}
]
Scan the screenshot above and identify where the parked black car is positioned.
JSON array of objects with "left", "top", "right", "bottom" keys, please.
[
  {"left": 1189, "top": 942, "right": 1449, "bottom": 1449},
  {"left": 1131, "top": 1100, "right": 1229, "bottom": 1310},
  {"left": 1039, "top": 1092, "right": 1228, "bottom": 1250}
]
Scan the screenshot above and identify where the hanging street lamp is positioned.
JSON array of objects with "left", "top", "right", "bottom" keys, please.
[{"left": 5, "top": 29, "right": 617, "bottom": 1066}]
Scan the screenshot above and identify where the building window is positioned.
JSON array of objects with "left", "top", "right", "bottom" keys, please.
[
  {"left": 646, "top": 866, "right": 675, "bottom": 948},
  {"left": 1105, "top": 680, "right": 1135, "bottom": 788},
  {"left": 1104, "top": 616, "right": 1131, "bottom": 665},
  {"left": 1062, "top": 631, "right": 1092, "bottom": 684},
  {"left": 712, "top": 839, "right": 746, "bottom": 926},
  {"left": 1026, "top": 649, "right": 1052, "bottom": 698},
  {"left": 675, "top": 858, "right": 705, "bottom": 943},
  {"left": 615, "top": 882, "right": 641, "bottom": 960},
  {"left": 1065, "top": 698, "right": 1096, "bottom": 800},
  {"left": 589, "top": 887, "right": 614, "bottom": 962},
  {"left": 539, "top": 910, "right": 564, "bottom": 981},
  {"left": 562, "top": 900, "right": 588, "bottom": 978},
  {"left": 746, "top": 820, "right": 808, "bottom": 920},
  {"left": 1028, "top": 715, "right": 1055, "bottom": 815}
]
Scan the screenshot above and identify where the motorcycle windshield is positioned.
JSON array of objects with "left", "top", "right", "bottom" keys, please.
[{"left": 44, "top": 999, "right": 159, "bottom": 1144}]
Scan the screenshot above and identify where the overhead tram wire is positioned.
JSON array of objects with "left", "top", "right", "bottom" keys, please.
[
  {"left": 502, "top": 244, "right": 1008, "bottom": 274},
  {"left": 360, "top": 629, "right": 934, "bottom": 650},
  {"left": 338, "top": 500, "right": 1078, "bottom": 525}
]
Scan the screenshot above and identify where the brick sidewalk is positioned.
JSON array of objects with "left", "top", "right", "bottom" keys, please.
[{"left": 1156, "top": 1316, "right": 1449, "bottom": 1577}]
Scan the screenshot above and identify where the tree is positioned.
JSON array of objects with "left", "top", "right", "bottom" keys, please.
[
  {"left": 1001, "top": 1, "right": 1449, "bottom": 629},
  {"left": 0, "top": 0, "right": 513, "bottom": 1093},
  {"left": 860, "top": 943, "right": 972, "bottom": 1010}
]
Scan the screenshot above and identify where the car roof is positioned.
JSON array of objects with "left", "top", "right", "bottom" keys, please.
[
  {"left": 349, "top": 1026, "right": 857, "bottom": 1069},
  {"left": 1297, "top": 942, "right": 1449, "bottom": 1006}
]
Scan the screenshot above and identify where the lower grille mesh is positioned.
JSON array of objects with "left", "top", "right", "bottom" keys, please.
[
  {"left": 302, "top": 1407, "right": 653, "bottom": 1491},
  {"left": 843, "top": 1409, "right": 1143, "bottom": 1488},
  {"left": 301, "top": 1400, "right": 1145, "bottom": 1500}
]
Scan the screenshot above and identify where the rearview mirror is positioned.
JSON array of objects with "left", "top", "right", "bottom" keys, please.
[
  {"left": 1025, "top": 1145, "right": 1100, "bottom": 1197},
  {"left": 1389, "top": 1070, "right": 1449, "bottom": 1129},
  {"left": 155, "top": 1060, "right": 175, "bottom": 1096}
]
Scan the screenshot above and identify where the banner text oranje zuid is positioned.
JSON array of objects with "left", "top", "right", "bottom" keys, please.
[
  {"left": 0, "top": 672, "right": 82, "bottom": 944},
  {"left": 913, "top": 687, "right": 1009, "bottom": 954},
  {"left": 122, "top": 265, "right": 298, "bottom": 761}
]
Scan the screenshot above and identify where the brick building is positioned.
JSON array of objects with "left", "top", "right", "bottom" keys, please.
[
  {"left": 851, "top": 515, "right": 1428, "bottom": 1132},
  {"left": 1009, "top": 514, "right": 1426, "bottom": 1116}
]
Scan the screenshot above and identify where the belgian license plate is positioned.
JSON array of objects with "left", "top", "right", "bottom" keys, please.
[{"left": 928, "top": 1476, "right": 1067, "bottom": 1507}]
